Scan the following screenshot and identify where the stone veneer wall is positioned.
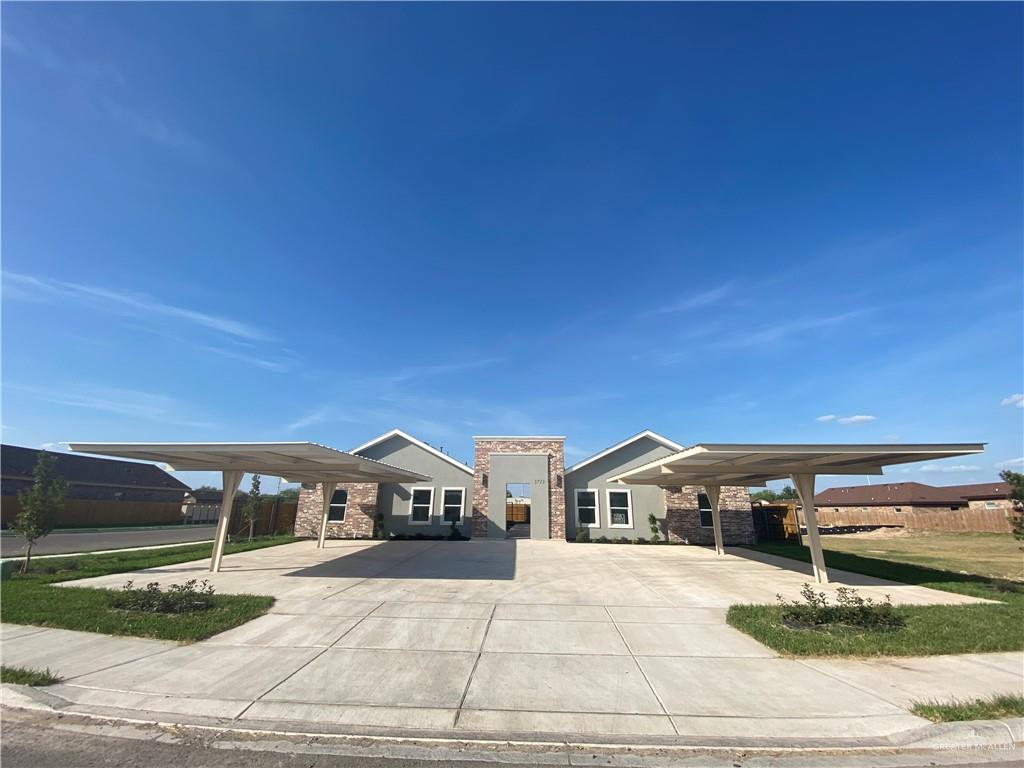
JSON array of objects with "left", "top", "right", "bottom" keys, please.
[
  {"left": 294, "top": 482, "right": 379, "bottom": 539},
  {"left": 664, "top": 485, "right": 754, "bottom": 545},
  {"left": 472, "top": 439, "right": 566, "bottom": 540}
]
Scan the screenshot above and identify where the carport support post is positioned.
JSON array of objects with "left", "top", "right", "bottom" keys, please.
[
  {"left": 704, "top": 484, "right": 725, "bottom": 556},
  {"left": 210, "top": 470, "right": 244, "bottom": 573},
  {"left": 790, "top": 473, "right": 828, "bottom": 584},
  {"left": 317, "top": 481, "right": 337, "bottom": 549}
]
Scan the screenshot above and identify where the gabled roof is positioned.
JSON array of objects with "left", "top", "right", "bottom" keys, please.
[
  {"left": 2, "top": 444, "right": 190, "bottom": 492},
  {"left": 565, "top": 430, "right": 684, "bottom": 475},
  {"left": 815, "top": 480, "right": 1011, "bottom": 506},
  {"left": 949, "top": 482, "right": 1011, "bottom": 501},
  {"left": 351, "top": 429, "right": 474, "bottom": 475},
  {"left": 814, "top": 482, "right": 958, "bottom": 506}
]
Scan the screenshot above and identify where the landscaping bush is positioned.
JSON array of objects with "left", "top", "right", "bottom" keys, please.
[
  {"left": 777, "top": 584, "right": 905, "bottom": 630},
  {"left": 596, "top": 535, "right": 609, "bottom": 543},
  {"left": 575, "top": 526, "right": 590, "bottom": 543},
  {"left": 110, "top": 579, "right": 217, "bottom": 614},
  {"left": 636, "top": 537, "right": 648, "bottom": 544}
]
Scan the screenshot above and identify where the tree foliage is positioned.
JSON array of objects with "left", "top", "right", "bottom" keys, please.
[
  {"left": 751, "top": 485, "right": 799, "bottom": 502},
  {"left": 14, "top": 451, "right": 67, "bottom": 572},
  {"left": 999, "top": 470, "right": 1024, "bottom": 546}
]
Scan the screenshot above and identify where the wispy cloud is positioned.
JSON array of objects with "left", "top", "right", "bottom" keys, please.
[
  {"left": 837, "top": 415, "right": 877, "bottom": 425},
  {"left": 706, "top": 309, "right": 872, "bottom": 349},
  {"left": 1000, "top": 393, "right": 1024, "bottom": 409},
  {"left": 3, "top": 29, "right": 206, "bottom": 159},
  {"left": 996, "top": 457, "right": 1024, "bottom": 469},
  {"left": 648, "top": 283, "right": 732, "bottom": 316},
  {"left": 365, "top": 357, "right": 506, "bottom": 386},
  {"left": 10, "top": 383, "right": 221, "bottom": 430},
  {"left": 203, "top": 346, "right": 294, "bottom": 373},
  {"left": 918, "top": 463, "right": 981, "bottom": 473},
  {"left": 816, "top": 413, "right": 877, "bottom": 425},
  {"left": 4, "top": 272, "right": 269, "bottom": 341}
]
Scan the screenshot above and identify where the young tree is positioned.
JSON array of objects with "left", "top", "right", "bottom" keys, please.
[
  {"left": 14, "top": 451, "right": 67, "bottom": 573},
  {"left": 1000, "top": 470, "right": 1024, "bottom": 548},
  {"left": 242, "top": 474, "right": 262, "bottom": 542}
]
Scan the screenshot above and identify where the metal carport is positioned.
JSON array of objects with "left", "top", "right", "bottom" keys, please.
[
  {"left": 67, "top": 442, "right": 430, "bottom": 572},
  {"left": 608, "top": 443, "right": 985, "bottom": 583}
]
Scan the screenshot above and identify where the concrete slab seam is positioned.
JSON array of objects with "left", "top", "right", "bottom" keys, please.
[
  {"left": 453, "top": 603, "right": 497, "bottom": 730},
  {"left": 603, "top": 605, "right": 679, "bottom": 735}
]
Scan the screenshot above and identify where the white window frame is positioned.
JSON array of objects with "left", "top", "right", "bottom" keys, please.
[
  {"left": 606, "top": 488, "right": 633, "bottom": 529},
  {"left": 575, "top": 489, "right": 601, "bottom": 528},
  {"left": 408, "top": 486, "right": 434, "bottom": 525},
  {"left": 441, "top": 487, "right": 465, "bottom": 523},
  {"left": 328, "top": 488, "right": 348, "bottom": 522},
  {"left": 985, "top": 500, "right": 998, "bottom": 509},
  {"left": 697, "top": 492, "right": 714, "bottom": 528}
]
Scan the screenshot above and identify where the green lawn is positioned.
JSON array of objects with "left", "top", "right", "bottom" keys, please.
[
  {"left": 912, "top": 693, "right": 1024, "bottom": 722},
  {"left": 817, "top": 530, "right": 1023, "bottom": 582},
  {"left": 727, "top": 542, "right": 1024, "bottom": 657},
  {"left": 0, "top": 536, "right": 295, "bottom": 642}
]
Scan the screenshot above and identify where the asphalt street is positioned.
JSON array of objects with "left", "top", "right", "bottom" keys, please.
[{"left": 0, "top": 525, "right": 215, "bottom": 558}]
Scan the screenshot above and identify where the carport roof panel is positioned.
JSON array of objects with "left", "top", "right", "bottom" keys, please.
[
  {"left": 66, "top": 442, "right": 432, "bottom": 484},
  {"left": 607, "top": 443, "right": 986, "bottom": 487}
]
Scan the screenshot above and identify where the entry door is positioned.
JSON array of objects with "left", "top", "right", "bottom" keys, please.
[{"left": 488, "top": 454, "right": 550, "bottom": 540}]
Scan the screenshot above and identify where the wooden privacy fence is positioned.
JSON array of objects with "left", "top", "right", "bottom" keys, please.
[
  {"left": 815, "top": 506, "right": 1013, "bottom": 534},
  {"left": 0, "top": 497, "right": 183, "bottom": 529},
  {"left": 227, "top": 500, "right": 298, "bottom": 538}
]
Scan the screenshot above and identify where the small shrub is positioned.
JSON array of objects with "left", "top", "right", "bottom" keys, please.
[
  {"left": 648, "top": 512, "right": 661, "bottom": 543},
  {"left": 413, "top": 532, "right": 425, "bottom": 540},
  {"left": 616, "top": 537, "right": 629, "bottom": 544},
  {"left": 446, "top": 520, "right": 468, "bottom": 541},
  {"left": 635, "top": 537, "right": 648, "bottom": 544},
  {"left": 575, "top": 526, "right": 590, "bottom": 543},
  {"left": 110, "top": 579, "right": 217, "bottom": 614},
  {"left": 777, "top": 584, "right": 905, "bottom": 631},
  {"left": 596, "top": 535, "right": 609, "bottom": 544}
]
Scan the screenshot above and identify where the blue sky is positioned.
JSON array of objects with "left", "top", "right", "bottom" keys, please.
[{"left": 2, "top": 3, "right": 1021, "bottom": 491}]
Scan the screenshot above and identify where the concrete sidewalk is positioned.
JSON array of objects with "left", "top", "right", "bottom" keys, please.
[{"left": 2, "top": 540, "right": 1020, "bottom": 746}]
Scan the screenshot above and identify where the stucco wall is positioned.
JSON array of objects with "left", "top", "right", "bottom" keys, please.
[
  {"left": 356, "top": 434, "right": 475, "bottom": 537},
  {"left": 564, "top": 435, "right": 678, "bottom": 541}
]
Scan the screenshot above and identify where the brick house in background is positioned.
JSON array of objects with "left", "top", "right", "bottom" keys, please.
[
  {"left": 813, "top": 480, "right": 1015, "bottom": 533},
  {"left": 295, "top": 429, "right": 754, "bottom": 544}
]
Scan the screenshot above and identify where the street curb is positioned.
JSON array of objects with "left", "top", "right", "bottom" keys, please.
[{"left": 3, "top": 683, "right": 1021, "bottom": 756}]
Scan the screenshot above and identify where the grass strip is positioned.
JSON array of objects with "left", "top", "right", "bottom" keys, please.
[
  {"left": 726, "top": 542, "right": 1023, "bottom": 656},
  {"left": 0, "top": 536, "right": 295, "bottom": 642},
  {"left": 912, "top": 693, "right": 1024, "bottom": 722},
  {"left": 1, "top": 665, "right": 61, "bottom": 686}
]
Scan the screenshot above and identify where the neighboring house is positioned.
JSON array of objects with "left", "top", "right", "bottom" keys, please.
[
  {"left": 813, "top": 481, "right": 1015, "bottom": 533},
  {"left": 1, "top": 444, "right": 190, "bottom": 528},
  {"left": 295, "top": 429, "right": 755, "bottom": 544}
]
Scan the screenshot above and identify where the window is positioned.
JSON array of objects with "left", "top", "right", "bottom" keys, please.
[
  {"left": 698, "top": 492, "right": 713, "bottom": 528},
  {"left": 442, "top": 487, "right": 464, "bottom": 522},
  {"left": 409, "top": 487, "right": 434, "bottom": 524},
  {"left": 575, "top": 489, "right": 599, "bottom": 528},
  {"left": 328, "top": 489, "right": 348, "bottom": 521},
  {"left": 606, "top": 489, "right": 633, "bottom": 528},
  {"left": 985, "top": 501, "right": 998, "bottom": 509}
]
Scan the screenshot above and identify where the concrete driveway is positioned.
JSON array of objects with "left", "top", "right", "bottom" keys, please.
[{"left": 6, "top": 540, "right": 1020, "bottom": 745}]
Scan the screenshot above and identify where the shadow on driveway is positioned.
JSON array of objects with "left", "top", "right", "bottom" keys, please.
[{"left": 283, "top": 540, "right": 518, "bottom": 581}]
